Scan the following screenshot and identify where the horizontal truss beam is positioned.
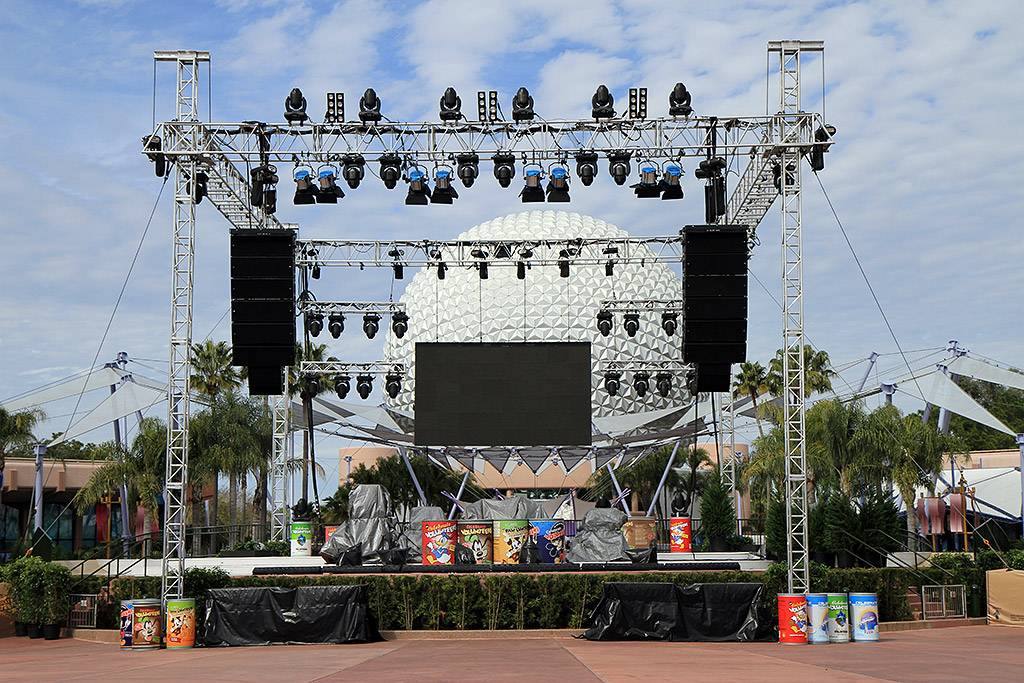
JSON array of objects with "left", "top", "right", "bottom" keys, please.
[
  {"left": 602, "top": 360, "right": 691, "bottom": 373},
  {"left": 600, "top": 299, "right": 682, "bottom": 312},
  {"left": 297, "top": 300, "right": 406, "bottom": 315},
  {"left": 300, "top": 360, "right": 405, "bottom": 375}
]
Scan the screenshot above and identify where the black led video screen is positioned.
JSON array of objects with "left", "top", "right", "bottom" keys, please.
[{"left": 414, "top": 342, "right": 592, "bottom": 447}]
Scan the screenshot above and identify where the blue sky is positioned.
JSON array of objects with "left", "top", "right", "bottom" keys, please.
[{"left": 1, "top": 1, "right": 1022, "bottom": 492}]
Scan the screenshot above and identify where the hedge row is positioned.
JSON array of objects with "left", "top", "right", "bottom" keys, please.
[{"left": 83, "top": 563, "right": 957, "bottom": 631}]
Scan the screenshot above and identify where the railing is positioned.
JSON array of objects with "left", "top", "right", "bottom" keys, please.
[
  {"left": 68, "top": 594, "right": 99, "bottom": 628},
  {"left": 921, "top": 584, "right": 967, "bottom": 620}
]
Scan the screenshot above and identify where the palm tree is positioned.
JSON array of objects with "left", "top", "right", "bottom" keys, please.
[
  {"left": 288, "top": 343, "right": 336, "bottom": 505},
  {"left": 0, "top": 407, "right": 43, "bottom": 505},
  {"left": 806, "top": 399, "right": 868, "bottom": 499},
  {"left": 733, "top": 362, "right": 769, "bottom": 438},
  {"left": 766, "top": 345, "right": 835, "bottom": 398}
]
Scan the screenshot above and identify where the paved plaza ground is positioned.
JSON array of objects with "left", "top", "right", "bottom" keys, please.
[{"left": 1, "top": 625, "right": 1020, "bottom": 682}]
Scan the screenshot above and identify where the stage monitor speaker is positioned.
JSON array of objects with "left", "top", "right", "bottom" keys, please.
[
  {"left": 230, "top": 229, "right": 297, "bottom": 394},
  {"left": 681, "top": 225, "right": 748, "bottom": 365}
]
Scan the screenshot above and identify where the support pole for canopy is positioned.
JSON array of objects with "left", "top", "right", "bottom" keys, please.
[
  {"left": 401, "top": 447, "right": 428, "bottom": 507},
  {"left": 606, "top": 462, "right": 631, "bottom": 518},
  {"left": 447, "top": 471, "right": 470, "bottom": 520},
  {"left": 881, "top": 383, "right": 896, "bottom": 406},
  {"left": 33, "top": 444, "right": 45, "bottom": 531},
  {"left": 857, "top": 352, "right": 879, "bottom": 393},
  {"left": 107, "top": 363, "right": 133, "bottom": 555},
  {"left": 1018, "top": 434, "right": 1024, "bottom": 538},
  {"left": 646, "top": 439, "right": 682, "bottom": 518}
]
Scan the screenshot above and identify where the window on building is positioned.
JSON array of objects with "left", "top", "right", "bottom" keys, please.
[
  {"left": 0, "top": 503, "right": 21, "bottom": 553},
  {"left": 43, "top": 503, "right": 74, "bottom": 555}
]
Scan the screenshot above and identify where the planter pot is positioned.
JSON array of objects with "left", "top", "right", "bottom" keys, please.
[
  {"left": 708, "top": 537, "right": 730, "bottom": 552},
  {"left": 27, "top": 623, "right": 43, "bottom": 639},
  {"left": 42, "top": 623, "right": 61, "bottom": 640},
  {"left": 14, "top": 621, "right": 27, "bottom": 637}
]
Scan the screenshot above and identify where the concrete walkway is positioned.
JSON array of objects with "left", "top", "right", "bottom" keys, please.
[{"left": 2, "top": 625, "right": 1019, "bottom": 682}]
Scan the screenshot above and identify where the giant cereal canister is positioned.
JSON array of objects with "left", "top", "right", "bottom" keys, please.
[
  {"left": 850, "top": 593, "right": 880, "bottom": 642},
  {"left": 493, "top": 520, "right": 529, "bottom": 564},
  {"left": 777, "top": 594, "right": 808, "bottom": 644},
  {"left": 323, "top": 525, "right": 339, "bottom": 544},
  {"left": 131, "top": 599, "right": 162, "bottom": 650},
  {"left": 422, "top": 520, "right": 457, "bottom": 565},
  {"left": 530, "top": 520, "right": 569, "bottom": 563},
  {"left": 119, "top": 600, "right": 133, "bottom": 649},
  {"left": 826, "top": 593, "right": 850, "bottom": 643},
  {"left": 165, "top": 598, "right": 196, "bottom": 649},
  {"left": 669, "top": 518, "right": 692, "bottom": 553},
  {"left": 457, "top": 520, "right": 493, "bottom": 564},
  {"left": 622, "top": 517, "right": 658, "bottom": 549},
  {"left": 290, "top": 520, "right": 312, "bottom": 557},
  {"left": 806, "top": 593, "right": 829, "bottom": 644}
]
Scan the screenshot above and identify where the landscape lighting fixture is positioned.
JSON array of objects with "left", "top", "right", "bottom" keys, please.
[
  {"left": 511, "top": 86, "right": 535, "bottom": 122},
  {"left": 335, "top": 374, "right": 351, "bottom": 399},
  {"left": 604, "top": 371, "right": 622, "bottom": 396},
  {"left": 520, "top": 167, "right": 545, "bottom": 203},
  {"left": 356, "top": 374, "right": 373, "bottom": 399},
  {"left": 358, "top": 87, "right": 382, "bottom": 123},
  {"left": 439, "top": 87, "right": 462, "bottom": 121},
  {"left": 608, "top": 152, "right": 631, "bottom": 186},
  {"left": 315, "top": 167, "right": 343, "bottom": 203},
  {"left": 660, "top": 311, "right": 678, "bottom": 337},
  {"left": 668, "top": 82, "right": 693, "bottom": 117},
  {"left": 660, "top": 163, "right": 684, "bottom": 200},
  {"left": 391, "top": 311, "right": 409, "bottom": 339},
  {"left": 546, "top": 166, "right": 571, "bottom": 202},
  {"left": 591, "top": 84, "right": 615, "bottom": 119},
  {"left": 405, "top": 168, "right": 431, "bottom": 205},
  {"left": 379, "top": 153, "right": 402, "bottom": 189},
  {"left": 306, "top": 313, "right": 324, "bottom": 337},
  {"left": 632, "top": 162, "right": 661, "bottom": 198},
  {"left": 456, "top": 153, "right": 479, "bottom": 188},
  {"left": 575, "top": 151, "right": 598, "bottom": 186},
  {"left": 327, "top": 313, "right": 345, "bottom": 339},
  {"left": 623, "top": 312, "right": 640, "bottom": 338},
  {"left": 341, "top": 154, "right": 365, "bottom": 189},
  {"left": 284, "top": 87, "right": 308, "bottom": 124},
  {"left": 633, "top": 372, "right": 650, "bottom": 397},
  {"left": 385, "top": 372, "right": 402, "bottom": 399},
  {"left": 430, "top": 168, "right": 459, "bottom": 204},
  {"left": 362, "top": 313, "right": 381, "bottom": 339},
  {"left": 492, "top": 152, "right": 516, "bottom": 188},
  {"left": 596, "top": 310, "right": 613, "bottom": 337},
  {"left": 655, "top": 372, "right": 673, "bottom": 398}
]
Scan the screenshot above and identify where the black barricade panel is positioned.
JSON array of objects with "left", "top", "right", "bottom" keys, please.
[{"left": 203, "top": 585, "right": 380, "bottom": 646}]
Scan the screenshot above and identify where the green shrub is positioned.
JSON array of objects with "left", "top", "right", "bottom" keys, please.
[
  {"left": 699, "top": 469, "right": 736, "bottom": 547},
  {"left": 7, "top": 556, "right": 48, "bottom": 625},
  {"left": 42, "top": 561, "right": 73, "bottom": 624}
]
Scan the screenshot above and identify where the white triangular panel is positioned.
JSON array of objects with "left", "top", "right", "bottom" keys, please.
[
  {"left": 50, "top": 382, "right": 165, "bottom": 445},
  {"left": 2, "top": 366, "right": 127, "bottom": 412},
  {"left": 907, "top": 371, "right": 1014, "bottom": 435},
  {"left": 947, "top": 356, "right": 1024, "bottom": 392}
]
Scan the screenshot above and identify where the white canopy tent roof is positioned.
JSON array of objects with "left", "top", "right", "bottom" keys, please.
[{"left": 1, "top": 366, "right": 128, "bottom": 413}]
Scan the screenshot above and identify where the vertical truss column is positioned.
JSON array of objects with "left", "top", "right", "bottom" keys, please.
[
  {"left": 159, "top": 50, "right": 208, "bottom": 605},
  {"left": 719, "top": 391, "right": 735, "bottom": 493},
  {"left": 269, "top": 376, "right": 291, "bottom": 542},
  {"left": 771, "top": 40, "right": 818, "bottom": 594}
]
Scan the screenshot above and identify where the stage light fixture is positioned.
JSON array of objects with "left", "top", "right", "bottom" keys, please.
[
  {"left": 608, "top": 152, "right": 632, "bottom": 186},
  {"left": 439, "top": 87, "right": 462, "bottom": 121},
  {"left": 591, "top": 84, "right": 615, "bottom": 119},
  {"left": 512, "top": 86, "right": 535, "bottom": 121},
  {"left": 430, "top": 167, "right": 459, "bottom": 204},
  {"left": 516, "top": 260, "right": 526, "bottom": 280},
  {"left": 262, "top": 166, "right": 279, "bottom": 214},
  {"left": 284, "top": 87, "right": 308, "bottom": 124},
  {"left": 142, "top": 135, "right": 166, "bottom": 177},
  {"left": 191, "top": 171, "right": 209, "bottom": 204},
  {"left": 316, "top": 167, "right": 343, "bottom": 203},
  {"left": 249, "top": 166, "right": 265, "bottom": 207},
  {"left": 342, "top": 154, "right": 365, "bottom": 189},
  {"left": 558, "top": 249, "right": 571, "bottom": 277},
  {"left": 660, "top": 312, "right": 678, "bottom": 337},
  {"left": 391, "top": 311, "right": 409, "bottom": 339},
  {"left": 311, "top": 265, "right": 321, "bottom": 279},
  {"left": 633, "top": 372, "right": 650, "bottom": 397},
  {"left": 669, "top": 82, "right": 693, "bottom": 117},
  {"left": 325, "top": 92, "right": 344, "bottom": 124},
  {"left": 293, "top": 168, "right": 317, "bottom": 204},
  {"left": 432, "top": 251, "right": 447, "bottom": 280},
  {"left": 660, "top": 163, "right": 684, "bottom": 200},
  {"left": 384, "top": 372, "right": 402, "bottom": 399},
  {"left": 655, "top": 372, "right": 673, "bottom": 398},
  {"left": 574, "top": 151, "right": 598, "bottom": 186},
  {"left": 306, "top": 313, "right": 324, "bottom": 337},
  {"left": 546, "top": 166, "right": 571, "bottom": 202},
  {"left": 605, "top": 260, "right": 614, "bottom": 276},
  {"left": 359, "top": 87, "right": 382, "bottom": 123},
  {"left": 356, "top": 374, "right": 373, "bottom": 399},
  {"left": 362, "top": 313, "right": 381, "bottom": 339},
  {"left": 603, "top": 246, "right": 618, "bottom": 276},
  {"left": 305, "top": 376, "right": 321, "bottom": 396},
  {"left": 405, "top": 168, "right": 431, "bottom": 205},
  {"left": 379, "top": 153, "right": 402, "bottom": 189},
  {"left": 604, "top": 371, "right": 622, "bottom": 396},
  {"left": 492, "top": 152, "right": 516, "bottom": 188},
  {"left": 810, "top": 124, "right": 836, "bottom": 172},
  {"left": 477, "top": 90, "right": 487, "bottom": 122},
  {"left": 327, "top": 313, "right": 344, "bottom": 339},
  {"left": 596, "top": 310, "right": 613, "bottom": 337},
  {"left": 520, "top": 167, "right": 545, "bottom": 203},
  {"left": 335, "top": 374, "right": 351, "bottom": 399},
  {"left": 623, "top": 312, "right": 640, "bottom": 338},
  {"left": 471, "top": 248, "right": 489, "bottom": 280},
  {"left": 632, "top": 162, "right": 661, "bottom": 198},
  {"left": 456, "top": 153, "right": 479, "bottom": 188},
  {"left": 628, "top": 87, "right": 647, "bottom": 120},
  {"left": 388, "top": 248, "right": 404, "bottom": 279}
]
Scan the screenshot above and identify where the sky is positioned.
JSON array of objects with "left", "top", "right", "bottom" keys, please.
[{"left": 1, "top": 1, "right": 1022, "bottom": 495}]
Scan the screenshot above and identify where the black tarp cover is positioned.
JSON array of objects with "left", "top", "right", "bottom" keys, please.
[
  {"left": 203, "top": 586, "right": 381, "bottom": 646},
  {"left": 583, "top": 582, "right": 771, "bottom": 642}
]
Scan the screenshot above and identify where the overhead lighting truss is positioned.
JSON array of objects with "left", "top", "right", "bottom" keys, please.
[
  {"left": 300, "top": 360, "right": 405, "bottom": 376},
  {"left": 297, "top": 300, "right": 407, "bottom": 316},
  {"left": 599, "top": 298, "right": 682, "bottom": 313},
  {"left": 601, "top": 359, "right": 690, "bottom": 374}
]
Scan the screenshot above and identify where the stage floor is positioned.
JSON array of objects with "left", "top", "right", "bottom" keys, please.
[{"left": 1, "top": 625, "right": 1014, "bottom": 682}]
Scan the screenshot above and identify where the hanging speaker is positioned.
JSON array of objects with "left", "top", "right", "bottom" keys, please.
[{"left": 681, "top": 225, "right": 748, "bottom": 366}]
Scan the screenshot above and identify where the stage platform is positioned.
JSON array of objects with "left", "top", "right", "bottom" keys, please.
[{"left": 61, "top": 552, "right": 770, "bottom": 578}]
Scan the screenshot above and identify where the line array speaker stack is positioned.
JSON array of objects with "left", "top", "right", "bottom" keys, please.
[
  {"left": 230, "top": 229, "right": 297, "bottom": 395},
  {"left": 681, "top": 225, "right": 748, "bottom": 393}
]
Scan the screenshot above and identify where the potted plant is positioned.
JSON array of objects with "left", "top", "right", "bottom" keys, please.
[
  {"left": 41, "top": 562, "right": 72, "bottom": 640},
  {"left": 10, "top": 556, "right": 47, "bottom": 638},
  {"left": 0, "top": 562, "right": 24, "bottom": 636}
]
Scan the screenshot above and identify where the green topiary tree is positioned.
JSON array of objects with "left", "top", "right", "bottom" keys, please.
[{"left": 700, "top": 468, "right": 736, "bottom": 551}]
